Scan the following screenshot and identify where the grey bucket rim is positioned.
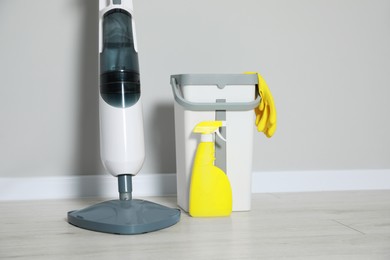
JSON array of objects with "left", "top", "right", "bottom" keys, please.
[{"left": 170, "top": 74, "right": 260, "bottom": 111}]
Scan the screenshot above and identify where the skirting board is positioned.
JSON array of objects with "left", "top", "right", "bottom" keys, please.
[{"left": 0, "top": 169, "right": 389, "bottom": 201}]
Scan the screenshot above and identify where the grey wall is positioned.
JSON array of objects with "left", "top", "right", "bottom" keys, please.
[{"left": 0, "top": 0, "right": 389, "bottom": 178}]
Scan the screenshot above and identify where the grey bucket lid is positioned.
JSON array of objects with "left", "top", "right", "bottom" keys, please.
[{"left": 172, "top": 74, "right": 258, "bottom": 89}]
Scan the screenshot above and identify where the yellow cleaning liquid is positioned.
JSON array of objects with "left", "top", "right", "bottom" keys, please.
[{"left": 189, "top": 121, "right": 232, "bottom": 217}]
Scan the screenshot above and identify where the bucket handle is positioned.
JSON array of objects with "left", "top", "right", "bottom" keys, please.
[{"left": 171, "top": 77, "right": 261, "bottom": 111}]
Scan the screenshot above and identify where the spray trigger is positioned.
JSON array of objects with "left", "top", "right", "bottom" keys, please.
[{"left": 216, "top": 122, "right": 226, "bottom": 142}]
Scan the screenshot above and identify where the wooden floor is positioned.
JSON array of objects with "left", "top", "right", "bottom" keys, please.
[{"left": 1, "top": 191, "right": 389, "bottom": 259}]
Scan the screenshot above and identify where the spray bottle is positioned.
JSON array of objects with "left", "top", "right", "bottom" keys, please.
[{"left": 189, "top": 121, "right": 232, "bottom": 217}]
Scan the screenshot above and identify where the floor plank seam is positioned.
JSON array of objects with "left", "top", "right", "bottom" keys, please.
[{"left": 332, "top": 219, "right": 366, "bottom": 235}]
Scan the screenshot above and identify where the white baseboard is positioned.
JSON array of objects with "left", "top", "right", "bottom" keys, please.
[
  {"left": 0, "top": 174, "right": 177, "bottom": 201},
  {"left": 1, "top": 169, "right": 389, "bottom": 201},
  {"left": 252, "top": 169, "right": 390, "bottom": 193}
]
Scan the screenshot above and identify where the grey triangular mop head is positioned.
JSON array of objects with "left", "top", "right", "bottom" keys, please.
[
  {"left": 68, "top": 175, "right": 180, "bottom": 235},
  {"left": 68, "top": 199, "right": 180, "bottom": 235}
]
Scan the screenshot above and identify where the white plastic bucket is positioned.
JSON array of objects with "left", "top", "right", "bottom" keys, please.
[{"left": 171, "top": 74, "right": 259, "bottom": 212}]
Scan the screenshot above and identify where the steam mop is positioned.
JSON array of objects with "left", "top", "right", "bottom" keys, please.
[{"left": 67, "top": 0, "right": 180, "bottom": 234}]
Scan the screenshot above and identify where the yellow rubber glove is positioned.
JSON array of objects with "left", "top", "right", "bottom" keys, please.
[{"left": 245, "top": 72, "right": 277, "bottom": 138}]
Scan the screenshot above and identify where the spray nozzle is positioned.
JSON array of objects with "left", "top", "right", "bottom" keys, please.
[{"left": 193, "top": 121, "right": 226, "bottom": 142}]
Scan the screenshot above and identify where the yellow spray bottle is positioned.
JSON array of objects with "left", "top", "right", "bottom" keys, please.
[{"left": 189, "top": 121, "right": 232, "bottom": 217}]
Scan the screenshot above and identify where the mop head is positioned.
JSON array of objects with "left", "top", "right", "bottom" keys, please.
[{"left": 68, "top": 199, "right": 180, "bottom": 235}]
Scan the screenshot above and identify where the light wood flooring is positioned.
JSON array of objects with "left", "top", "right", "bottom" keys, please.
[{"left": 1, "top": 191, "right": 389, "bottom": 259}]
